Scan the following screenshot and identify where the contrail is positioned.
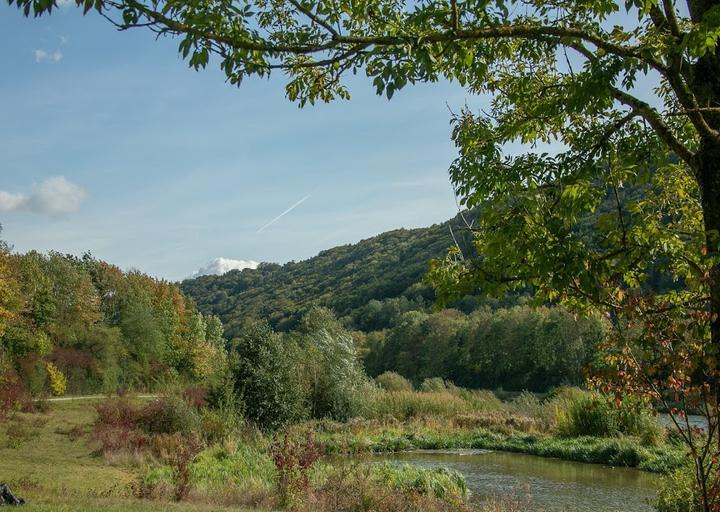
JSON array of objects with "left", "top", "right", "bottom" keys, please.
[{"left": 257, "top": 194, "right": 311, "bottom": 233}]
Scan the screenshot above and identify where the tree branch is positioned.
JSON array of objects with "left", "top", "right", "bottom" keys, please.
[
  {"left": 610, "top": 86, "right": 696, "bottom": 167},
  {"left": 287, "top": 0, "right": 340, "bottom": 38}
]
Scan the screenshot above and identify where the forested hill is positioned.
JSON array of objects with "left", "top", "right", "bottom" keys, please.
[{"left": 181, "top": 211, "right": 481, "bottom": 336}]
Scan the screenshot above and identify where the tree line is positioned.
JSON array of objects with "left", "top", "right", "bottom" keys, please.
[
  {"left": 359, "top": 305, "right": 607, "bottom": 392},
  {"left": 0, "top": 238, "right": 226, "bottom": 400}
]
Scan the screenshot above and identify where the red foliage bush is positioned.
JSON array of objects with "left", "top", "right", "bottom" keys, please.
[
  {"left": 48, "top": 348, "right": 97, "bottom": 371},
  {"left": 182, "top": 386, "right": 208, "bottom": 410},
  {"left": 0, "top": 368, "right": 31, "bottom": 418},
  {"left": 271, "top": 430, "right": 321, "bottom": 507},
  {"left": 92, "top": 397, "right": 148, "bottom": 454}
]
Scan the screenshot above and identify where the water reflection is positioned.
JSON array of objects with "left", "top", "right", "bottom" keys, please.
[{"left": 362, "top": 450, "right": 660, "bottom": 512}]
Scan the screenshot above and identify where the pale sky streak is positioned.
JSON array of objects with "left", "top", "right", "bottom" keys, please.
[{"left": 257, "top": 194, "right": 311, "bottom": 233}]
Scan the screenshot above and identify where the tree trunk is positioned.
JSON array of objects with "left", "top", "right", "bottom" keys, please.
[
  {"left": 692, "top": 49, "right": 720, "bottom": 395},
  {"left": 696, "top": 139, "right": 720, "bottom": 359},
  {"left": 695, "top": 140, "right": 720, "bottom": 512}
]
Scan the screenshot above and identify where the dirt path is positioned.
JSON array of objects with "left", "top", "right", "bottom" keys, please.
[{"left": 39, "top": 395, "right": 158, "bottom": 402}]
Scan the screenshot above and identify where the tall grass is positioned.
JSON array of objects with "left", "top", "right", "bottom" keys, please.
[{"left": 358, "top": 390, "right": 475, "bottom": 420}]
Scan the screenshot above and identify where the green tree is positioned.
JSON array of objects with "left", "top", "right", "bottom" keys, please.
[
  {"left": 230, "top": 321, "right": 305, "bottom": 430},
  {"left": 294, "top": 307, "right": 370, "bottom": 420}
]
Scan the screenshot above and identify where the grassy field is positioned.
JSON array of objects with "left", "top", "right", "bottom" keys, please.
[
  {"left": 0, "top": 398, "right": 474, "bottom": 511},
  {"left": 0, "top": 399, "right": 258, "bottom": 511}
]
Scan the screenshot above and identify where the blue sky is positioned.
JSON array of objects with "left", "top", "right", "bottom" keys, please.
[{"left": 0, "top": 4, "right": 472, "bottom": 280}]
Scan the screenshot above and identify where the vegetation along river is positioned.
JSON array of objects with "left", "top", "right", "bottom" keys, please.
[{"left": 363, "top": 450, "right": 661, "bottom": 512}]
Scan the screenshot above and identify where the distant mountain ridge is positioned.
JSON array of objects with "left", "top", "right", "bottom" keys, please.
[{"left": 180, "top": 211, "right": 476, "bottom": 336}]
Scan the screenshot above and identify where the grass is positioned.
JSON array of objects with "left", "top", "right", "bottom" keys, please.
[
  {"left": 0, "top": 399, "right": 263, "bottom": 511},
  {"left": 18, "top": 497, "right": 257, "bottom": 512},
  {"left": 0, "top": 399, "right": 136, "bottom": 498}
]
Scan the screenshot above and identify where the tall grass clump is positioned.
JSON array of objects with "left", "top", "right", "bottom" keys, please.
[
  {"left": 371, "top": 463, "right": 468, "bottom": 502},
  {"left": 358, "top": 390, "right": 475, "bottom": 420},
  {"left": 452, "top": 389, "right": 505, "bottom": 412},
  {"left": 375, "top": 371, "right": 414, "bottom": 392},
  {"left": 420, "top": 377, "right": 448, "bottom": 393},
  {"left": 307, "top": 463, "right": 474, "bottom": 512},
  {"left": 549, "top": 388, "right": 664, "bottom": 444}
]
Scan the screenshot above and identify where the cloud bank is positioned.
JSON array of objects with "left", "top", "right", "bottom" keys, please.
[
  {"left": 0, "top": 176, "right": 87, "bottom": 215},
  {"left": 192, "top": 257, "right": 259, "bottom": 277}
]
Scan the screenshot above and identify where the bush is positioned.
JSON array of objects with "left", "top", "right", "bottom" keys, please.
[
  {"left": 136, "top": 396, "right": 200, "bottom": 435},
  {"left": 200, "top": 407, "right": 238, "bottom": 444},
  {"left": 371, "top": 463, "right": 467, "bottom": 502},
  {"left": 656, "top": 467, "right": 700, "bottom": 512},
  {"left": 93, "top": 397, "right": 148, "bottom": 454},
  {"left": 453, "top": 389, "right": 504, "bottom": 411},
  {"left": 271, "top": 430, "right": 321, "bottom": 507},
  {"left": 562, "top": 394, "right": 618, "bottom": 437},
  {"left": 295, "top": 315, "right": 372, "bottom": 421},
  {"left": 420, "top": 378, "right": 448, "bottom": 393},
  {"left": 45, "top": 362, "right": 67, "bottom": 396},
  {"left": 375, "top": 372, "right": 414, "bottom": 392},
  {"left": 231, "top": 322, "right": 306, "bottom": 431},
  {"left": 550, "top": 388, "right": 664, "bottom": 443},
  {"left": 151, "top": 433, "right": 204, "bottom": 501}
]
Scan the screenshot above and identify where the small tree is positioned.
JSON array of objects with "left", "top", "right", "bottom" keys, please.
[
  {"left": 151, "top": 432, "right": 204, "bottom": 501},
  {"left": 271, "top": 430, "right": 320, "bottom": 508},
  {"left": 295, "top": 308, "right": 371, "bottom": 421},
  {"left": 231, "top": 321, "right": 305, "bottom": 431}
]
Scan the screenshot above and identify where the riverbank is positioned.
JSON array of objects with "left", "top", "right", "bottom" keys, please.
[{"left": 303, "top": 417, "right": 685, "bottom": 474}]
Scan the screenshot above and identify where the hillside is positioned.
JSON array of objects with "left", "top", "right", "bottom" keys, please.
[{"left": 181, "top": 211, "right": 479, "bottom": 336}]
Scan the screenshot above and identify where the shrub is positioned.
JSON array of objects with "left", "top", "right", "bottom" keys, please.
[
  {"left": 420, "top": 377, "right": 448, "bottom": 393},
  {"left": 271, "top": 430, "right": 321, "bottom": 507},
  {"left": 182, "top": 385, "right": 208, "bottom": 409},
  {"left": 200, "top": 407, "right": 238, "bottom": 444},
  {"left": 95, "top": 396, "right": 139, "bottom": 430},
  {"left": 92, "top": 398, "right": 149, "bottom": 455},
  {"left": 231, "top": 322, "right": 306, "bottom": 431},
  {"left": 0, "top": 367, "right": 29, "bottom": 418},
  {"left": 613, "top": 397, "right": 665, "bottom": 446},
  {"left": 151, "top": 433, "right": 204, "bottom": 501},
  {"left": 370, "top": 463, "right": 468, "bottom": 502},
  {"left": 5, "top": 419, "right": 38, "bottom": 448},
  {"left": 558, "top": 394, "right": 618, "bottom": 437},
  {"left": 550, "top": 388, "right": 665, "bottom": 443},
  {"left": 375, "top": 372, "right": 414, "bottom": 392},
  {"left": 452, "top": 389, "right": 504, "bottom": 411},
  {"left": 295, "top": 314, "right": 372, "bottom": 421},
  {"left": 656, "top": 466, "right": 700, "bottom": 512},
  {"left": 136, "top": 396, "right": 200, "bottom": 435}
]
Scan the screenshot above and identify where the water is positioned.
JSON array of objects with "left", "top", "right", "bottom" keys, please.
[
  {"left": 659, "top": 413, "right": 707, "bottom": 431},
  {"left": 362, "top": 450, "right": 660, "bottom": 512}
]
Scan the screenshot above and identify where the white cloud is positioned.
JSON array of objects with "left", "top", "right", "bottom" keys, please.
[
  {"left": 0, "top": 176, "right": 87, "bottom": 215},
  {"left": 191, "top": 257, "right": 259, "bottom": 277},
  {"left": 34, "top": 49, "right": 63, "bottom": 63}
]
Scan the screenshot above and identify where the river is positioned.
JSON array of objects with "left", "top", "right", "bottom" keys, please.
[{"left": 364, "top": 449, "right": 661, "bottom": 512}]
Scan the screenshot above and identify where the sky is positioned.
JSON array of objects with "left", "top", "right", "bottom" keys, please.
[{"left": 0, "top": 4, "right": 477, "bottom": 280}]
